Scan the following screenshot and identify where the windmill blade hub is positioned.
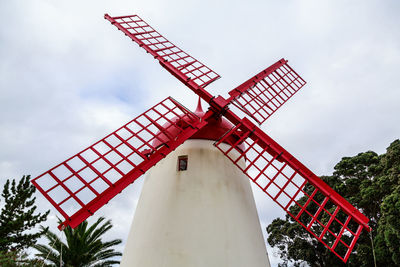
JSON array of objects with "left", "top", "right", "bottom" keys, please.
[{"left": 152, "top": 103, "right": 245, "bottom": 151}]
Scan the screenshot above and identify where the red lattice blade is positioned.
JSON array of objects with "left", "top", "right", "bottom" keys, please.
[
  {"left": 32, "top": 97, "right": 207, "bottom": 230},
  {"left": 214, "top": 117, "right": 371, "bottom": 263},
  {"left": 227, "top": 59, "right": 306, "bottom": 125},
  {"left": 105, "top": 14, "right": 220, "bottom": 92}
]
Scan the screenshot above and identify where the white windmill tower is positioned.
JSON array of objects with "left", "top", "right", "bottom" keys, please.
[
  {"left": 120, "top": 99, "right": 271, "bottom": 266},
  {"left": 32, "top": 13, "right": 371, "bottom": 266}
]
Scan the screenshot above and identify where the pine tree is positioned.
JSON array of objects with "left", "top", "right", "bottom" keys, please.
[{"left": 0, "top": 175, "right": 49, "bottom": 252}]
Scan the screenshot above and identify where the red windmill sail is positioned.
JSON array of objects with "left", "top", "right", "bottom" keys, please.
[
  {"left": 32, "top": 13, "right": 371, "bottom": 263},
  {"left": 32, "top": 97, "right": 208, "bottom": 229},
  {"left": 214, "top": 117, "right": 370, "bottom": 262},
  {"left": 228, "top": 59, "right": 306, "bottom": 125}
]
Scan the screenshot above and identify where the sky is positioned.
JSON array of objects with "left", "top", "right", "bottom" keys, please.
[{"left": 1, "top": 0, "right": 399, "bottom": 266}]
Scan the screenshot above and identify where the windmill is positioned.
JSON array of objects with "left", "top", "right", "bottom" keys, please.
[{"left": 32, "top": 14, "right": 371, "bottom": 265}]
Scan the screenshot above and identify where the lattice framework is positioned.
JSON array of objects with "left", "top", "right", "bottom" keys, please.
[
  {"left": 105, "top": 14, "right": 220, "bottom": 89},
  {"left": 32, "top": 97, "right": 204, "bottom": 229},
  {"left": 214, "top": 118, "right": 370, "bottom": 262},
  {"left": 228, "top": 60, "right": 306, "bottom": 125}
]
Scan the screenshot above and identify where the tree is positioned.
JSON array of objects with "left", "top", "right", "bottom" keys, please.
[
  {"left": 0, "top": 250, "right": 45, "bottom": 267},
  {"left": 266, "top": 140, "right": 400, "bottom": 266},
  {"left": 0, "top": 175, "right": 49, "bottom": 252},
  {"left": 376, "top": 140, "right": 400, "bottom": 264},
  {"left": 34, "top": 217, "right": 122, "bottom": 266}
]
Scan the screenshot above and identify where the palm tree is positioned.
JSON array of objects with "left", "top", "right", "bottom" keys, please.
[{"left": 34, "top": 217, "right": 122, "bottom": 266}]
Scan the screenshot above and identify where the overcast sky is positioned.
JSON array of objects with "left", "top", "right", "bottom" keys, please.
[{"left": 1, "top": 0, "right": 399, "bottom": 266}]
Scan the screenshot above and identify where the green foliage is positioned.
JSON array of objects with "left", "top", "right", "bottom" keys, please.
[
  {"left": 266, "top": 140, "right": 400, "bottom": 266},
  {"left": 377, "top": 140, "right": 400, "bottom": 265},
  {"left": 0, "top": 250, "right": 46, "bottom": 266},
  {"left": 34, "top": 217, "right": 122, "bottom": 267},
  {"left": 0, "top": 175, "right": 49, "bottom": 252}
]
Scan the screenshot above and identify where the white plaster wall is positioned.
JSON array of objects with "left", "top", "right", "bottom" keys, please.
[{"left": 120, "top": 139, "right": 270, "bottom": 267}]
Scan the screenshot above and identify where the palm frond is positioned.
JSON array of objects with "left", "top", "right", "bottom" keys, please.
[{"left": 34, "top": 217, "right": 121, "bottom": 266}]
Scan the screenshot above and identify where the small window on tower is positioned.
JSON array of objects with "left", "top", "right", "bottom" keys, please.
[{"left": 178, "top": 155, "right": 188, "bottom": 171}]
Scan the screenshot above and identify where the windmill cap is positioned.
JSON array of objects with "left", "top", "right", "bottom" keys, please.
[{"left": 152, "top": 99, "right": 245, "bottom": 150}]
